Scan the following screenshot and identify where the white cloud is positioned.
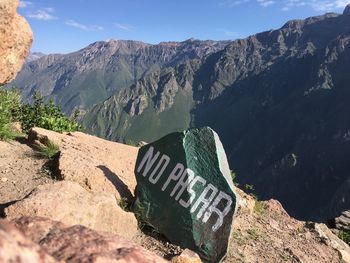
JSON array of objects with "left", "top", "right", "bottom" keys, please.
[
  {"left": 65, "top": 20, "right": 104, "bottom": 32},
  {"left": 257, "top": 0, "right": 275, "bottom": 7},
  {"left": 27, "top": 8, "right": 57, "bottom": 20},
  {"left": 114, "top": 23, "right": 134, "bottom": 31},
  {"left": 220, "top": 0, "right": 250, "bottom": 7},
  {"left": 221, "top": 0, "right": 349, "bottom": 11},
  {"left": 283, "top": 0, "right": 348, "bottom": 12},
  {"left": 19, "top": 1, "right": 32, "bottom": 8}
]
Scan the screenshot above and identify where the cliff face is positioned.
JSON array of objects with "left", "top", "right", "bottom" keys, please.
[
  {"left": 84, "top": 8, "right": 350, "bottom": 221},
  {"left": 0, "top": 0, "right": 32, "bottom": 85}
]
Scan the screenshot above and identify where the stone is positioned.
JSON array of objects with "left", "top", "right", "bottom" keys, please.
[
  {"left": 0, "top": 0, "right": 33, "bottom": 84},
  {"left": 0, "top": 219, "right": 57, "bottom": 263},
  {"left": 335, "top": 210, "right": 350, "bottom": 232},
  {"left": 28, "top": 127, "right": 138, "bottom": 201},
  {"left": 5, "top": 181, "right": 138, "bottom": 239},
  {"left": 14, "top": 216, "right": 168, "bottom": 263},
  {"left": 313, "top": 223, "right": 350, "bottom": 263},
  {"left": 171, "top": 249, "right": 202, "bottom": 263},
  {"left": 134, "top": 127, "right": 238, "bottom": 262},
  {"left": 344, "top": 4, "right": 350, "bottom": 15}
]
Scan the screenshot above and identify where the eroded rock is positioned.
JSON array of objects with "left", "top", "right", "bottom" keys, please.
[
  {"left": 5, "top": 181, "right": 138, "bottom": 239},
  {"left": 0, "top": 0, "right": 32, "bottom": 84},
  {"left": 14, "top": 216, "right": 168, "bottom": 263},
  {"left": 0, "top": 219, "right": 57, "bottom": 263},
  {"left": 28, "top": 127, "right": 138, "bottom": 201}
]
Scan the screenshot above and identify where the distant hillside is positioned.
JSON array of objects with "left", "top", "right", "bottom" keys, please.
[
  {"left": 84, "top": 7, "right": 350, "bottom": 221},
  {"left": 11, "top": 39, "right": 230, "bottom": 115}
]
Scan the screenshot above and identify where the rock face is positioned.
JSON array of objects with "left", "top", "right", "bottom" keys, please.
[
  {"left": 28, "top": 127, "right": 138, "bottom": 201},
  {"left": 0, "top": 0, "right": 32, "bottom": 85},
  {"left": 11, "top": 39, "right": 229, "bottom": 114},
  {"left": 0, "top": 219, "right": 57, "bottom": 263},
  {"left": 5, "top": 181, "right": 138, "bottom": 239},
  {"left": 134, "top": 127, "right": 237, "bottom": 262}
]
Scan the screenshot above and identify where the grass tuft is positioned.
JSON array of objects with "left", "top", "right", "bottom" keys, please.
[{"left": 35, "top": 140, "right": 60, "bottom": 159}]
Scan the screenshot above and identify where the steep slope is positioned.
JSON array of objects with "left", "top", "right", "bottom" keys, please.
[
  {"left": 84, "top": 7, "right": 350, "bottom": 221},
  {"left": 10, "top": 39, "right": 230, "bottom": 115}
]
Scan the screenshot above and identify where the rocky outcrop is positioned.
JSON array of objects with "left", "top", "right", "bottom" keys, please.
[
  {"left": 335, "top": 211, "right": 350, "bottom": 232},
  {"left": 0, "top": 0, "right": 32, "bottom": 85},
  {"left": 5, "top": 181, "right": 138, "bottom": 239},
  {"left": 28, "top": 127, "right": 138, "bottom": 201},
  {"left": 0, "top": 219, "right": 57, "bottom": 263},
  {"left": 2, "top": 217, "right": 168, "bottom": 263}
]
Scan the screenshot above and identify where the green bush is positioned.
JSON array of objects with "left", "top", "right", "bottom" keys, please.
[
  {"left": 20, "top": 92, "right": 82, "bottom": 133},
  {"left": 337, "top": 230, "right": 350, "bottom": 246},
  {"left": 0, "top": 87, "right": 82, "bottom": 140},
  {"left": 0, "top": 88, "right": 22, "bottom": 140}
]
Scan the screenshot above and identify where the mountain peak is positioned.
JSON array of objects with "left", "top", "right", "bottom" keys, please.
[{"left": 344, "top": 4, "right": 350, "bottom": 15}]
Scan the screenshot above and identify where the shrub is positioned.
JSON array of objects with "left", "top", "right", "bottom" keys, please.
[
  {"left": 337, "top": 230, "right": 350, "bottom": 246},
  {"left": 20, "top": 92, "right": 82, "bottom": 133},
  {"left": 0, "top": 88, "right": 22, "bottom": 140}
]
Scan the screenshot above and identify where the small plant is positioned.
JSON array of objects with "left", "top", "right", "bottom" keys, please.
[
  {"left": 254, "top": 199, "right": 265, "bottom": 215},
  {"left": 118, "top": 197, "right": 130, "bottom": 211},
  {"left": 247, "top": 227, "right": 261, "bottom": 240},
  {"left": 244, "top": 184, "right": 255, "bottom": 192},
  {"left": 231, "top": 170, "right": 239, "bottom": 187},
  {"left": 35, "top": 140, "right": 60, "bottom": 159},
  {"left": 337, "top": 230, "right": 350, "bottom": 246}
]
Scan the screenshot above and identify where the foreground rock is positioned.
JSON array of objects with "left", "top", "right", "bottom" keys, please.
[
  {"left": 0, "top": 0, "right": 32, "bottom": 84},
  {"left": 0, "top": 219, "right": 57, "bottom": 263},
  {"left": 134, "top": 127, "right": 237, "bottom": 262},
  {"left": 5, "top": 181, "right": 138, "bottom": 239},
  {"left": 1, "top": 217, "right": 168, "bottom": 263},
  {"left": 171, "top": 249, "right": 202, "bottom": 263},
  {"left": 29, "top": 127, "right": 138, "bottom": 201}
]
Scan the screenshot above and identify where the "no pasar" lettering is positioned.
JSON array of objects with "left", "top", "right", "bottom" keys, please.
[{"left": 137, "top": 146, "right": 233, "bottom": 232}]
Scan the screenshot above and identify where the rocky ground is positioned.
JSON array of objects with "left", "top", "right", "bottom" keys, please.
[{"left": 0, "top": 128, "right": 349, "bottom": 263}]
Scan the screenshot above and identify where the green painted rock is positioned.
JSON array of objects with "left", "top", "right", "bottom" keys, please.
[{"left": 134, "top": 127, "right": 237, "bottom": 262}]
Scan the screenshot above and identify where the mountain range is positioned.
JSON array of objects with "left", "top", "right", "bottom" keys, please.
[{"left": 10, "top": 5, "right": 350, "bottom": 222}]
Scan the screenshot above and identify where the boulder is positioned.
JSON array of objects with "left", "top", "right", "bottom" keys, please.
[
  {"left": 14, "top": 216, "right": 168, "bottom": 263},
  {"left": 134, "top": 127, "right": 238, "bottom": 262},
  {"left": 28, "top": 127, "right": 139, "bottom": 201},
  {"left": 5, "top": 181, "right": 138, "bottom": 239},
  {"left": 0, "top": 0, "right": 32, "bottom": 85},
  {"left": 0, "top": 219, "right": 57, "bottom": 263},
  {"left": 335, "top": 210, "right": 350, "bottom": 232}
]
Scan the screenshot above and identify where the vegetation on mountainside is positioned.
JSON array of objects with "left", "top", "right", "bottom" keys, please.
[{"left": 0, "top": 87, "right": 81, "bottom": 140}]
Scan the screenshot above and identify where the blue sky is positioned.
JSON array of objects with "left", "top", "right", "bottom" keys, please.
[{"left": 18, "top": 0, "right": 350, "bottom": 54}]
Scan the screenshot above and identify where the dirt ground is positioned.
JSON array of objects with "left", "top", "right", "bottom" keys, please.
[{"left": 0, "top": 139, "right": 54, "bottom": 216}]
